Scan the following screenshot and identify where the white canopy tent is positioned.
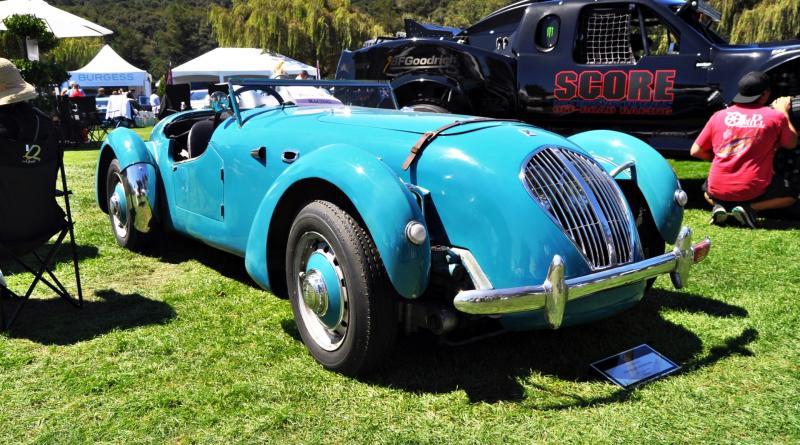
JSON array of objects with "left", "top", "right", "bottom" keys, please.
[
  {"left": 69, "top": 45, "right": 152, "bottom": 96},
  {"left": 171, "top": 48, "right": 318, "bottom": 84},
  {"left": 0, "top": 0, "right": 112, "bottom": 38}
]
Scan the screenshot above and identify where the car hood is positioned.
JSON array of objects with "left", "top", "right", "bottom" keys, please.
[{"left": 314, "top": 108, "right": 637, "bottom": 287}]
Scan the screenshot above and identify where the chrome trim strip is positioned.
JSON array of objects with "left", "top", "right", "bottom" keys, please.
[
  {"left": 449, "top": 247, "right": 493, "bottom": 290},
  {"left": 610, "top": 160, "right": 636, "bottom": 178},
  {"left": 453, "top": 227, "right": 710, "bottom": 327}
]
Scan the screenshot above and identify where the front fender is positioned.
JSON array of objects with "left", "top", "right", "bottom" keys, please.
[
  {"left": 569, "top": 130, "right": 683, "bottom": 244},
  {"left": 244, "top": 144, "right": 430, "bottom": 299}
]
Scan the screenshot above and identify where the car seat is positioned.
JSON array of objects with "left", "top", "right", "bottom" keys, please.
[{"left": 187, "top": 118, "right": 215, "bottom": 159}]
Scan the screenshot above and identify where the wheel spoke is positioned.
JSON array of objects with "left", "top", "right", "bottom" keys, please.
[{"left": 294, "top": 232, "right": 349, "bottom": 352}]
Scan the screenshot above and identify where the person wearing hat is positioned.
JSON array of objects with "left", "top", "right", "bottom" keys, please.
[
  {"left": 690, "top": 71, "right": 798, "bottom": 228},
  {"left": 0, "top": 58, "right": 42, "bottom": 139}
]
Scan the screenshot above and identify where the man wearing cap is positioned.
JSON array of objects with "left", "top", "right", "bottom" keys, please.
[{"left": 691, "top": 71, "right": 798, "bottom": 228}]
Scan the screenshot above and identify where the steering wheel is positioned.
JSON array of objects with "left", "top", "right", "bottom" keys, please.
[{"left": 233, "top": 85, "right": 285, "bottom": 107}]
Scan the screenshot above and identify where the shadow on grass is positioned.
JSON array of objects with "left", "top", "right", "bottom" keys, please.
[
  {"left": 681, "top": 177, "right": 800, "bottom": 227},
  {"left": 356, "top": 289, "right": 754, "bottom": 407},
  {"left": 0, "top": 243, "right": 100, "bottom": 276},
  {"left": 137, "top": 233, "right": 260, "bottom": 290},
  {"left": 3, "top": 289, "right": 175, "bottom": 345}
]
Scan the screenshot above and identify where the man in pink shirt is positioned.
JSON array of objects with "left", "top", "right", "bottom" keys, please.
[
  {"left": 691, "top": 71, "right": 798, "bottom": 228},
  {"left": 68, "top": 82, "right": 85, "bottom": 98}
]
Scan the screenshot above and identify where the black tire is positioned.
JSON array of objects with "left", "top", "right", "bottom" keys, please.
[
  {"left": 285, "top": 200, "right": 398, "bottom": 375},
  {"left": 408, "top": 99, "right": 451, "bottom": 114},
  {"left": 105, "top": 159, "right": 141, "bottom": 250}
]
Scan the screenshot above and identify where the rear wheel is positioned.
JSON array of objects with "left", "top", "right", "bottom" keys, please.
[
  {"left": 285, "top": 200, "right": 398, "bottom": 375},
  {"left": 105, "top": 159, "right": 141, "bottom": 250}
]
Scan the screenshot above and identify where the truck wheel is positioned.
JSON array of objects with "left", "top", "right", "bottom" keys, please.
[
  {"left": 285, "top": 200, "right": 398, "bottom": 376},
  {"left": 105, "top": 159, "right": 142, "bottom": 250},
  {"left": 408, "top": 99, "right": 451, "bottom": 113}
]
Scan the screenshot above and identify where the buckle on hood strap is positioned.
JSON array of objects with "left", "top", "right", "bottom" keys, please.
[{"left": 401, "top": 117, "right": 522, "bottom": 170}]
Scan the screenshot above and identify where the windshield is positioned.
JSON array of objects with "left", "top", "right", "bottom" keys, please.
[
  {"left": 231, "top": 79, "right": 398, "bottom": 111},
  {"left": 674, "top": 4, "right": 729, "bottom": 44}
]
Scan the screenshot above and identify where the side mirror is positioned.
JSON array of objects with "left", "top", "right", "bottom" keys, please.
[{"left": 210, "top": 91, "right": 230, "bottom": 113}]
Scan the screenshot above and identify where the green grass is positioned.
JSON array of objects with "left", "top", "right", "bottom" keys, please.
[{"left": 1, "top": 149, "right": 799, "bottom": 444}]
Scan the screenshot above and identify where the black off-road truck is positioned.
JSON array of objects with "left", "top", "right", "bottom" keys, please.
[{"left": 337, "top": 0, "right": 800, "bottom": 155}]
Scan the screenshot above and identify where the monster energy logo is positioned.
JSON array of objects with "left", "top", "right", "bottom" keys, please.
[{"left": 546, "top": 26, "right": 555, "bottom": 38}]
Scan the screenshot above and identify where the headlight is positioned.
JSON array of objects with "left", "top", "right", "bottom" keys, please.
[
  {"left": 674, "top": 189, "right": 689, "bottom": 207},
  {"left": 405, "top": 221, "right": 427, "bottom": 245}
]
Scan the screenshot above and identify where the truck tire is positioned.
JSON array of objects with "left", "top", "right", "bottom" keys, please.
[{"left": 408, "top": 99, "right": 451, "bottom": 114}]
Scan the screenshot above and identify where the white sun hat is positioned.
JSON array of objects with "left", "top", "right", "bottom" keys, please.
[{"left": 0, "top": 58, "right": 37, "bottom": 106}]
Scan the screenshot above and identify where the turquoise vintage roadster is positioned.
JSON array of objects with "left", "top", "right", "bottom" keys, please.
[{"left": 96, "top": 79, "right": 710, "bottom": 375}]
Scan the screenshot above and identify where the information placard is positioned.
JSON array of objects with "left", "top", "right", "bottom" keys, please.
[{"left": 591, "top": 344, "right": 680, "bottom": 389}]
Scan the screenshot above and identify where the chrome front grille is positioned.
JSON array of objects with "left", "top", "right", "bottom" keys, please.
[{"left": 521, "top": 147, "right": 634, "bottom": 269}]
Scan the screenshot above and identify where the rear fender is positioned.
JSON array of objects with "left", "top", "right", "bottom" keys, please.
[
  {"left": 569, "top": 130, "right": 683, "bottom": 243},
  {"left": 245, "top": 144, "right": 430, "bottom": 299},
  {"left": 95, "top": 129, "right": 159, "bottom": 231}
]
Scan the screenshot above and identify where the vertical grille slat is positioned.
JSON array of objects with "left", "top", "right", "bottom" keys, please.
[
  {"left": 534, "top": 151, "right": 599, "bottom": 262},
  {"left": 563, "top": 151, "right": 629, "bottom": 264},
  {"left": 521, "top": 147, "right": 634, "bottom": 270},
  {"left": 533, "top": 149, "right": 603, "bottom": 264}
]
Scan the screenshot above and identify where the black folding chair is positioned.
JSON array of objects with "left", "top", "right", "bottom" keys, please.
[
  {"left": 0, "top": 106, "right": 83, "bottom": 331},
  {"left": 158, "top": 84, "right": 191, "bottom": 120},
  {"left": 71, "top": 96, "right": 106, "bottom": 143}
]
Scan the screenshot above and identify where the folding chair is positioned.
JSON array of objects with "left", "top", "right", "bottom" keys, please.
[
  {"left": 158, "top": 84, "right": 191, "bottom": 120},
  {"left": 72, "top": 96, "right": 106, "bottom": 143},
  {"left": 0, "top": 106, "right": 83, "bottom": 330}
]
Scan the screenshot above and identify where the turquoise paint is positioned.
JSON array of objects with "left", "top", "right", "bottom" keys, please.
[
  {"left": 500, "top": 282, "right": 646, "bottom": 330},
  {"left": 98, "top": 102, "right": 684, "bottom": 330},
  {"left": 95, "top": 128, "right": 156, "bottom": 208},
  {"left": 306, "top": 252, "right": 342, "bottom": 329},
  {"left": 569, "top": 130, "right": 684, "bottom": 243},
  {"left": 243, "top": 142, "right": 430, "bottom": 299},
  {"left": 112, "top": 182, "right": 127, "bottom": 224}
]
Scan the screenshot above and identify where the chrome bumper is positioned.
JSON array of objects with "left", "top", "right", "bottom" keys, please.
[{"left": 453, "top": 227, "right": 711, "bottom": 329}]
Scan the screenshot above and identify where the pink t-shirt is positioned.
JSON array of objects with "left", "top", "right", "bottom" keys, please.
[{"left": 695, "top": 104, "right": 795, "bottom": 201}]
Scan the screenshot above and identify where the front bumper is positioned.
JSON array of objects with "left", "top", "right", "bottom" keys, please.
[{"left": 453, "top": 227, "right": 711, "bottom": 329}]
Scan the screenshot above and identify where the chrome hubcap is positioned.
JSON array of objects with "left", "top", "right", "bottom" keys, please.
[
  {"left": 301, "top": 270, "right": 329, "bottom": 316},
  {"left": 293, "top": 232, "right": 348, "bottom": 351},
  {"left": 109, "top": 179, "right": 128, "bottom": 238}
]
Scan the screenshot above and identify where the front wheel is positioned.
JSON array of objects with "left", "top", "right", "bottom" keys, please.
[{"left": 285, "top": 200, "right": 398, "bottom": 376}]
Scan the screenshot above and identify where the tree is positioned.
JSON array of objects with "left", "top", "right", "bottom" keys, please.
[
  {"left": 430, "top": 0, "right": 507, "bottom": 29},
  {"left": 208, "top": 0, "right": 384, "bottom": 75},
  {"left": 47, "top": 37, "right": 104, "bottom": 70},
  {"left": 0, "top": 14, "right": 68, "bottom": 111},
  {"left": 723, "top": 0, "right": 800, "bottom": 43}
]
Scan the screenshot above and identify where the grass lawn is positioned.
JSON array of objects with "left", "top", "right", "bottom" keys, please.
[{"left": 1, "top": 143, "right": 799, "bottom": 444}]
